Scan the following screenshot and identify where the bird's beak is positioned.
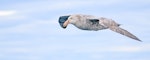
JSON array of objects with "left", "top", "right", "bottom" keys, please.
[
  {"left": 58, "top": 15, "right": 70, "bottom": 28},
  {"left": 63, "top": 19, "right": 69, "bottom": 28}
]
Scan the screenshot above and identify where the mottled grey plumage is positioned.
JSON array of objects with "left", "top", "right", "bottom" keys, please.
[
  {"left": 58, "top": 14, "right": 141, "bottom": 42},
  {"left": 68, "top": 14, "right": 107, "bottom": 31}
]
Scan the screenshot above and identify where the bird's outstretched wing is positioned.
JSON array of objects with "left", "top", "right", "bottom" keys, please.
[
  {"left": 100, "top": 18, "right": 141, "bottom": 41},
  {"left": 109, "top": 26, "right": 141, "bottom": 41}
]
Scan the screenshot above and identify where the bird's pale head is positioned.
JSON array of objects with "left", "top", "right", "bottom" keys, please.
[{"left": 58, "top": 15, "right": 70, "bottom": 28}]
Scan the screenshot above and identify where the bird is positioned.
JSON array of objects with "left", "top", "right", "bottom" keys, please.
[{"left": 58, "top": 14, "right": 141, "bottom": 42}]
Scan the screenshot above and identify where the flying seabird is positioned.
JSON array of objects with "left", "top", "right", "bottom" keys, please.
[{"left": 58, "top": 14, "right": 141, "bottom": 42}]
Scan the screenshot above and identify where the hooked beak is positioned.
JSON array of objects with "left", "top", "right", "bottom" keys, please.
[{"left": 58, "top": 15, "right": 70, "bottom": 28}]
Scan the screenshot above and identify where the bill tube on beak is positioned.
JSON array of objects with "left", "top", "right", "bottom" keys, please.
[{"left": 58, "top": 15, "right": 70, "bottom": 28}]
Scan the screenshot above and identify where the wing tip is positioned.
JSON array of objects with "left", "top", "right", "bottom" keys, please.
[
  {"left": 137, "top": 39, "right": 142, "bottom": 42},
  {"left": 134, "top": 38, "right": 142, "bottom": 42}
]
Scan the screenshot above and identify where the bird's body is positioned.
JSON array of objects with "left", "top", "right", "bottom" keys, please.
[
  {"left": 58, "top": 14, "right": 141, "bottom": 42},
  {"left": 69, "top": 14, "right": 107, "bottom": 31}
]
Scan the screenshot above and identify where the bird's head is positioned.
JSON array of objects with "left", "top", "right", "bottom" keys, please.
[
  {"left": 58, "top": 15, "right": 70, "bottom": 28},
  {"left": 59, "top": 15, "right": 79, "bottom": 29}
]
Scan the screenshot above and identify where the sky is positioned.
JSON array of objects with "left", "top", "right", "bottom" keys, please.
[{"left": 0, "top": 0, "right": 150, "bottom": 60}]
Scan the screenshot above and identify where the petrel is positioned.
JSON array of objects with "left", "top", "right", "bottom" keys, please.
[{"left": 58, "top": 14, "right": 141, "bottom": 42}]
